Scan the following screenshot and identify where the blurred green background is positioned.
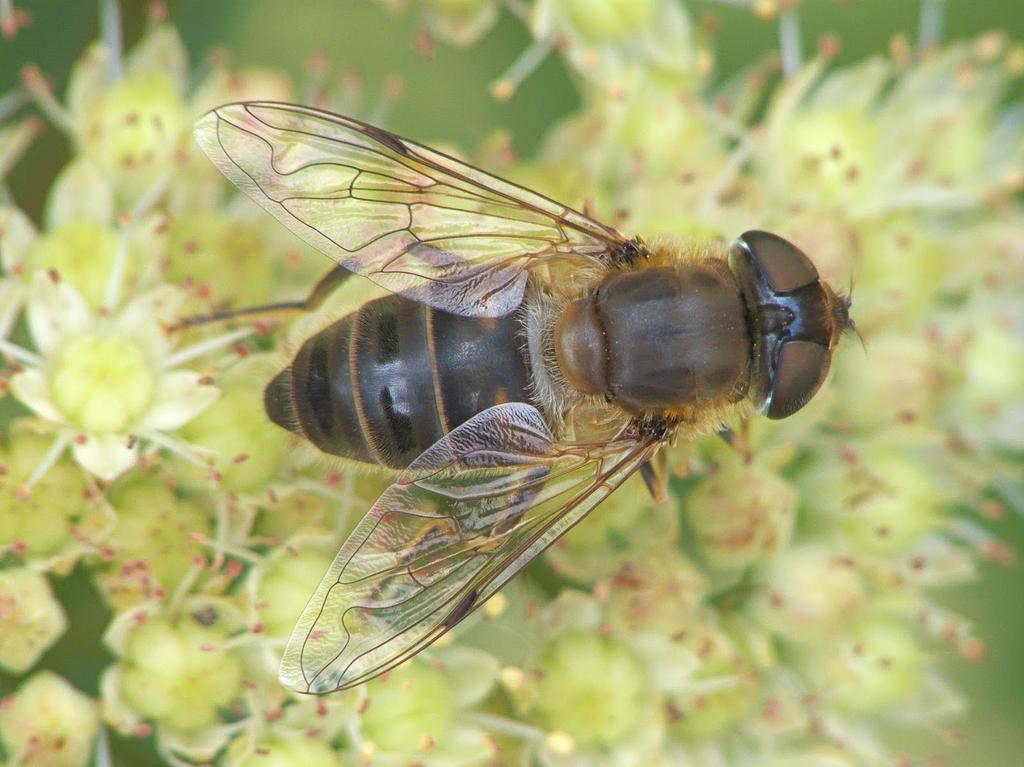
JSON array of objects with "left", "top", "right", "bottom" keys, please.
[{"left": 1, "top": 2, "right": 1022, "bottom": 765}]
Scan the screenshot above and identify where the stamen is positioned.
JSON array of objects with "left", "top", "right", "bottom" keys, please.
[
  {"left": 103, "top": 229, "right": 130, "bottom": 311},
  {"left": 93, "top": 726, "right": 113, "bottom": 767},
  {"left": 918, "top": 0, "right": 945, "bottom": 52},
  {"left": 465, "top": 712, "right": 547, "bottom": 741},
  {"left": 143, "top": 430, "right": 216, "bottom": 467},
  {"left": 696, "top": 131, "right": 755, "bottom": 216},
  {"left": 778, "top": 3, "right": 803, "bottom": 77},
  {"left": 490, "top": 38, "right": 554, "bottom": 102},
  {"left": 162, "top": 326, "right": 253, "bottom": 368},
  {"left": 99, "top": 0, "right": 124, "bottom": 81},
  {"left": 0, "top": 88, "right": 29, "bottom": 123},
  {"left": 0, "top": 338, "right": 42, "bottom": 366},
  {"left": 19, "top": 65, "right": 76, "bottom": 137},
  {"left": 26, "top": 432, "right": 71, "bottom": 489}
]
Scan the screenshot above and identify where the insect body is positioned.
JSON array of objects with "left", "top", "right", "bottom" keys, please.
[{"left": 193, "top": 102, "right": 853, "bottom": 694}]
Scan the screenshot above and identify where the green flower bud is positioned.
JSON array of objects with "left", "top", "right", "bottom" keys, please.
[
  {"left": 81, "top": 71, "right": 188, "bottom": 204},
  {"left": 544, "top": 474, "right": 674, "bottom": 582},
  {"left": 831, "top": 332, "right": 941, "bottom": 431},
  {"left": 842, "top": 447, "right": 942, "bottom": 555},
  {"left": 771, "top": 105, "right": 879, "bottom": 211},
  {"left": 0, "top": 672, "right": 98, "bottom": 767},
  {"left": 27, "top": 219, "right": 122, "bottom": 307},
  {"left": 96, "top": 472, "right": 211, "bottom": 609},
  {"left": 0, "top": 428, "right": 102, "bottom": 563},
  {"left": 749, "top": 544, "right": 865, "bottom": 645},
  {"left": 667, "top": 624, "right": 759, "bottom": 741},
  {"left": 807, "top": 615, "right": 925, "bottom": 714},
  {"left": 166, "top": 212, "right": 277, "bottom": 308},
  {"left": 180, "top": 358, "right": 288, "bottom": 493},
  {"left": 602, "top": 548, "right": 707, "bottom": 635},
  {"left": 361, "top": 660, "right": 454, "bottom": 753},
  {"left": 50, "top": 335, "right": 156, "bottom": 434},
  {"left": 231, "top": 736, "right": 340, "bottom": 767},
  {"left": 118, "top": 612, "right": 245, "bottom": 733},
  {"left": 556, "top": 0, "right": 657, "bottom": 43},
  {"left": 959, "top": 318, "right": 1024, "bottom": 413},
  {"left": 255, "top": 540, "right": 333, "bottom": 637},
  {"left": 685, "top": 459, "right": 796, "bottom": 569},
  {"left": 856, "top": 220, "right": 950, "bottom": 324},
  {"left": 0, "top": 569, "right": 67, "bottom": 673},
  {"left": 528, "top": 632, "right": 647, "bottom": 747}
]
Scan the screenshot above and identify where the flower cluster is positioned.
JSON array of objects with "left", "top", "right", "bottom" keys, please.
[{"left": 0, "top": 2, "right": 1021, "bottom": 767}]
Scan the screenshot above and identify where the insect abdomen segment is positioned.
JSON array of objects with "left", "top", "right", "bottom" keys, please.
[{"left": 264, "top": 295, "right": 533, "bottom": 469}]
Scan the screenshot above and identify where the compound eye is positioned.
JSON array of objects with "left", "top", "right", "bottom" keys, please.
[
  {"left": 739, "top": 230, "right": 819, "bottom": 293},
  {"left": 766, "top": 340, "right": 831, "bottom": 419}
]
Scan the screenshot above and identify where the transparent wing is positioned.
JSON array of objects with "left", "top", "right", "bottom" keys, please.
[
  {"left": 193, "top": 101, "right": 627, "bottom": 317},
  {"left": 279, "top": 403, "right": 656, "bottom": 693}
]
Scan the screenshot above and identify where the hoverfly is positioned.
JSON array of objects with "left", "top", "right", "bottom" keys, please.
[{"left": 192, "top": 102, "right": 853, "bottom": 694}]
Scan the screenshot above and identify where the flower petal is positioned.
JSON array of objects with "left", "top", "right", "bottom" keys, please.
[
  {"left": 10, "top": 368, "right": 64, "bottom": 423},
  {"left": 26, "top": 272, "right": 94, "bottom": 356},
  {"left": 137, "top": 370, "right": 220, "bottom": 431},
  {"left": 0, "top": 205, "right": 39, "bottom": 272},
  {"left": 71, "top": 433, "right": 137, "bottom": 481},
  {"left": 113, "top": 284, "right": 187, "bottom": 359}
]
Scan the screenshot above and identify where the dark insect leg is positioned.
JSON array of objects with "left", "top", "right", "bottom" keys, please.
[
  {"left": 171, "top": 265, "right": 353, "bottom": 332},
  {"left": 639, "top": 450, "right": 669, "bottom": 503},
  {"left": 716, "top": 420, "right": 752, "bottom": 462}
]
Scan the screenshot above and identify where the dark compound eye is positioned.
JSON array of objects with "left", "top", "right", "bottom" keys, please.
[
  {"left": 739, "top": 230, "right": 819, "bottom": 294},
  {"left": 766, "top": 340, "right": 832, "bottom": 419}
]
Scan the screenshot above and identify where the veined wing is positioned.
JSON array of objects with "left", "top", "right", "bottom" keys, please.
[
  {"left": 279, "top": 403, "right": 657, "bottom": 693},
  {"left": 193, "top": 101, "right": 627, "bottom": 317}
]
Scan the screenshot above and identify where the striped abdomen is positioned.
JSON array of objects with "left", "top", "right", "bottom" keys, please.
[{"left": 264, "top": 295, "right": 533, "bottom": 469}]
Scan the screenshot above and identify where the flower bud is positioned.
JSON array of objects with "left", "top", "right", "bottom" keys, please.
[
  {"left": 544, "top": 474, "right": 675, "bottom": 583},
  {"left": 27, "top": 220, "right": 123, "bottom": 307},
  {"left": 96, "top": 472, "right": 211, "bottom": 608},
  {"left": 0, "top": 672, "right": 98, "bottom": 767},
  {"left": 527, "top": 632, "right": 647, "bottom": 747},
  {"left": 555, "top": 0, "right": 657, "bottom": 44},
  {"left": 166, "top": 212, "right": 277, "bottom": 308},
  {"left": 749, "top": 544, "right": 865, "bottom": 645},
  {"left": 667, "top": 624, "right": 759, "bottom": 741},
  {"left": 179, "top": 358, "right": 289, "bottom": 493},
  {"left": 842, "top": 447, "right": 942, "bottom": 555},
  {"left": 80, "top": 71, "right": 188, "bottom": 204},
  {"left": 806, "top": 615, "right": 925, "bottom": 713},
  {"left": 601, "top": 548, "right": 707, "bottom": 635},
  {"left": 255, "top": 540, "right": 334, "bottom": 637},
  {"left": 0, "top": 569, "right": 67, "bottom": 673},
  {"left": 685, "top": 459, "right": 797, "bottom": 569},
  {"left": 118, "top": 612, "right": 245, "bottom": 733},
  {"left": 231, "top": 737, "right": 339, "bottom": 767},
  {"left": 360, "top": 660, "right": 454, "bottom": 753},
  {"left": 0, "top": 428, "right": 101, "bottom": 563}
]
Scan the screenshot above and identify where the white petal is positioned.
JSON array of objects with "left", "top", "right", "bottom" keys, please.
[
  {"left": 0, "top": 205, "right": 39, "bottom": 272},
  {"left": 113, "top": 284, "right": 187, "bottom": 358},
  {"left": 137, "top": 370, "right": 220, "bottom": 431},
  {"left": 10, "top": 368, "right": 64, "bottom": 422},
  {"left": 27, "top": 271, "right": 94, "bottom": 355},
  {"left": 0, "top": 279, "right": 26, "bottom": 338},
  {"left": 71, "top": 433, "right": 137, "bottom": 481},
  {"left": 44, "top": 157, "right": 115, "bottom": 229}
]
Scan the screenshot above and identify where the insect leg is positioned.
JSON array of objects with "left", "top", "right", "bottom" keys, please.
[
  {"left": 171, "top": 265, "right": 353, "bottom": 332},
  {"left": 638, "top": 450, "right": 669, "bottom": 503}
]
